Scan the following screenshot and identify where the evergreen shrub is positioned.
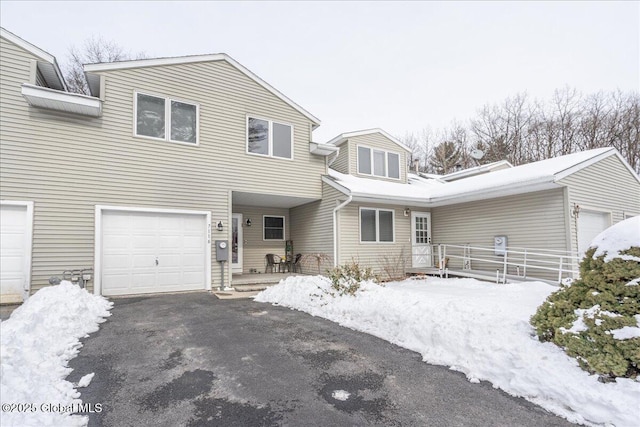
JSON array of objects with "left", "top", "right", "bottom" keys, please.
[{"left": 531, "top": 244, "right": 640, "bottom": 380}]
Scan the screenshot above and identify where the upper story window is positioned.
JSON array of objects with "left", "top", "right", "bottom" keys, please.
[
  {"left": 357, "top": 146, "right": 400, "bottom": 179},
  {"left": 247, "top": 116, "right": 293, "bottom": 159},
  {"left": 135, "top": 92, "right": 198, "bottom": 144}
]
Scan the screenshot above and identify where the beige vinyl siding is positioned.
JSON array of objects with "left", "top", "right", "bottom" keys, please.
[
  {"left": 330, "top": 147, "right": 349, "bottom": 174},
  {"left": 337, "top": 201, "right": 412, "bottom": 277},
  {"left": 232, "top": 206, "right": 290, "bottom": 274},
  {"left": 290, "top": 183, "right": 343, "bottom": 270},
  {"left": 431, "top": 188, "right": 568, "bottom": 281},
  {"left": 559, "top": 154, "right": 640, "bottom": 255},
  {"left": 347, "top": 133, "right": 408, "bottom": 183},
  {"left": 1, "top": 36, "right": 324, "bottom": 293}
]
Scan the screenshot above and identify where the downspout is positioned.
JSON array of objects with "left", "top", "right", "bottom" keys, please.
[{"left": 333, "top": 195, "right": 352, "bottom": 267}]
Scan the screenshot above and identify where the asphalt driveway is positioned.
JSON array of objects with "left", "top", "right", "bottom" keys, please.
[{"left": 69, "top": 292, "right": 573, "bottom": 426}]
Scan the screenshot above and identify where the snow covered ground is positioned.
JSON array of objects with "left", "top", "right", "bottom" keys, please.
[
  {"left": 256, "top": 276, "right": 640, "bottom": 426},
  {"left": 0, "top": 281, "right": 112, "bottom": 427}
]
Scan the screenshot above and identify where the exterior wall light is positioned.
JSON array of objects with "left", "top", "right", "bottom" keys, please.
[
  {"left": 216, "top": 221, "right": 223, "bottom": 231},
  {"left": 245, "top": 218, "right": 252, "bottom": 227}
]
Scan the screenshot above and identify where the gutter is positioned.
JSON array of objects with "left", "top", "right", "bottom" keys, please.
[{"left": 332, "top": 195, "right": 352, "bottom": 267}]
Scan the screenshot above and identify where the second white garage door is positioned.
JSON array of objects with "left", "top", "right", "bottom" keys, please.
[
  {"left": 577, "top": 210, "right": 610, "bottom": 257},
  {"left": 101, "top": 210, "right": 208, "bottom": 296}
]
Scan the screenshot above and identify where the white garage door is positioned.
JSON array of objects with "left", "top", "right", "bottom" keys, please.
[
  {"left": 577, "top": 210, "right": 610, "bottom": 257},
  {"left": 101, "top": 210, "right": 207, "bottom": 296},
  {"left": 0, "top": 203, "right": 31, "bottom": 304}
]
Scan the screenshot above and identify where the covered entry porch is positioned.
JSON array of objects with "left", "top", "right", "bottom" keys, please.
[{"left": 230, "top": 190, "right": 319, "bottom": 286}]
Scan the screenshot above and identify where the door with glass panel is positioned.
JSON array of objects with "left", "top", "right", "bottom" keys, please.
[
  {"left": 232, "top": 213, "right": 243, "bottom": 273},
  {"left": 411, "top": 212, "right": 432, "bottom": 268}
]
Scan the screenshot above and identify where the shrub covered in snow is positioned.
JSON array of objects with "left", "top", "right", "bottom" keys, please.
[
  {"left": 531, "top": 217, "right": 640, "bottom": 379},
  {"left": 326, "top": 261, "right": 379, "bottom": 296}
]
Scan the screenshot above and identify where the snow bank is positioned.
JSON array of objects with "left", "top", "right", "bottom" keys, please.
[
  {"left": 256, "top": 276, "right": 640, "bottom": 426},
  {"left": 0, "top": 281, "right": 112, "bottom": 427},
  {"left": 590, "top": 216, "right": 640, "bottom": 262}
]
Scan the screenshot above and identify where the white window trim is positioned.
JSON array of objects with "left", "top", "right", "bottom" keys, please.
[
  {"left": 359, "top": 207, "right": 395, "bottom": 244},
  {"left": 246, "top": 115, "right": 294, "bottom": 160},
  {"left": 356, "top": 144, "right": 401, "bottom": 180},
  {"left": 133, "top": 91, "right": 200, "bottom": 146},
  {"left": 263, "top": 215, "right": 286, "bottom": 241}
]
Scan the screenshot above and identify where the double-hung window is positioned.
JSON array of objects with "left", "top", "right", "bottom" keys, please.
[
  {"left": 357, "top": 146, "right": 400, "bottom": 179},
  {"left": 135, "top": 92, "right": 198, "bottom": 144},
  {"left": 263, "top": 215, "right": 285, "bottom": 240},
  {"left": 360, "top": 208, "right": 394, "bottom": 243},
  {"left": 247, "top": 116, "right": 293, "bottom": 159}
]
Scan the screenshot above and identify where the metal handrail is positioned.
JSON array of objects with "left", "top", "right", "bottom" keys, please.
[{"left": 429, "top": 243, "right": 580, "bottom": 284}]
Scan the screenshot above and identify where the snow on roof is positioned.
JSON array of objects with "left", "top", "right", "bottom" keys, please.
[
  {"left": 324, "top": 169, "right": 443, "bottom": 205},
  {"left": 325, "top": 148, "right": 627, "bottom": 206}
]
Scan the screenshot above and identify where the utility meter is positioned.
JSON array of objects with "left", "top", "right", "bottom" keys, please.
[
  {"left": 215, "top": 240, "right": 229, "bottom": 261},
  {"left": 494, "top": 236, "right": 507, "bottom": 256}
]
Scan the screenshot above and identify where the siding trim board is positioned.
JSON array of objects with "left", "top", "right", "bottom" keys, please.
[{"left": 93, "top": 205, "right": 212, "bottom": 296}]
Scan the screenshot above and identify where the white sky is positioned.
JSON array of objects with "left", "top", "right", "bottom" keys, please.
[{"left": 1, "top": 1, "right": 638, "bottom": 143}]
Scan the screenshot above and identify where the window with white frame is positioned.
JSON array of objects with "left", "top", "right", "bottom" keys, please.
[
  {"left": 135, "top": 92, "right": 198, "bottom": 144},
  {"left": 360, "top": 208, "right": 394, "bottom": 243},
  {"left": 247, "top": 117, "right": 293, "bottom": 159},
  {"left": 357, "top": 146, "right": 401, "bottom": 179},
  {"left": 263, "top": 215, "right": 285, "bottom": 240}
]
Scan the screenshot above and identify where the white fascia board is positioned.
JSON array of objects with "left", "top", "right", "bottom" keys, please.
[
  {"left": 22, "top": 84, "right": 102, "bottom": 117},
  {"left": 326, "top": 128, "right": 411, "bottom": 152},
  {"left": 310, "top": 142, "right": 340, "bottom": 156},
  {"left": 84, "top": 53, "right": 321, "bottom": 128}
]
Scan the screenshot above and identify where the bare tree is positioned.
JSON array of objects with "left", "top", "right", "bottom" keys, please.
[{"left": 64, "top": 36, "right": 145, "bottom": 94}]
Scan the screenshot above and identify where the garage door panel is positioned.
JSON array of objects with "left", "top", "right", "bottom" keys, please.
[
  {"left": 183, "top": 254, "right": 205, "bottom": 267},
  {"left": 101, "top": 210, "right": 207, "bottom": 296},
  {"left": 131, "top": 254, "right": 156, "bottom": 268},
  {"left": 184, "top": 235, "right": 205, "bottom": 249},
  {"left": 159, "top": 235, "right": 182, "bottom": 249}
]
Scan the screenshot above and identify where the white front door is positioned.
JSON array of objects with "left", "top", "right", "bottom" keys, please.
[
  {"left": 232, "top": 213, "right": 243, "bottom": 273},
  {"left": 411, "top": 212, "right": 432, "bottom": 268}
]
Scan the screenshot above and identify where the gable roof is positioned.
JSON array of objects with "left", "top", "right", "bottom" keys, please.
[
  {"left": 83, "top": 54, "right": 320, "bottom": 128},
  {"left": 0, "top": 27, "right": 67, "bottom": 91},
  {"left": 324, "top": 147, "right": 637, "bottom": 207},
  {"left": 326, "top": 128, "right": 411, "bottom": 153}
]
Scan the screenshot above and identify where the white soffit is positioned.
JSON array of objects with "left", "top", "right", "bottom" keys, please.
[{"left": 21, "top": 84, "right": 102, "bottom": 117}]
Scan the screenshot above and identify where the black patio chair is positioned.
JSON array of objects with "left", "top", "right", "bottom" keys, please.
[{"left": 265, "top": 253, "right": 282, "bottom": 273}]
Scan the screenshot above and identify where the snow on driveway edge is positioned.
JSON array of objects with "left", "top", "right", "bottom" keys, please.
[
  {"left": 256, "top": 276, "right": 640, "bottom": 427},
  {"left": 1, "top": 281, "right": 112, "bottom": 427}
]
